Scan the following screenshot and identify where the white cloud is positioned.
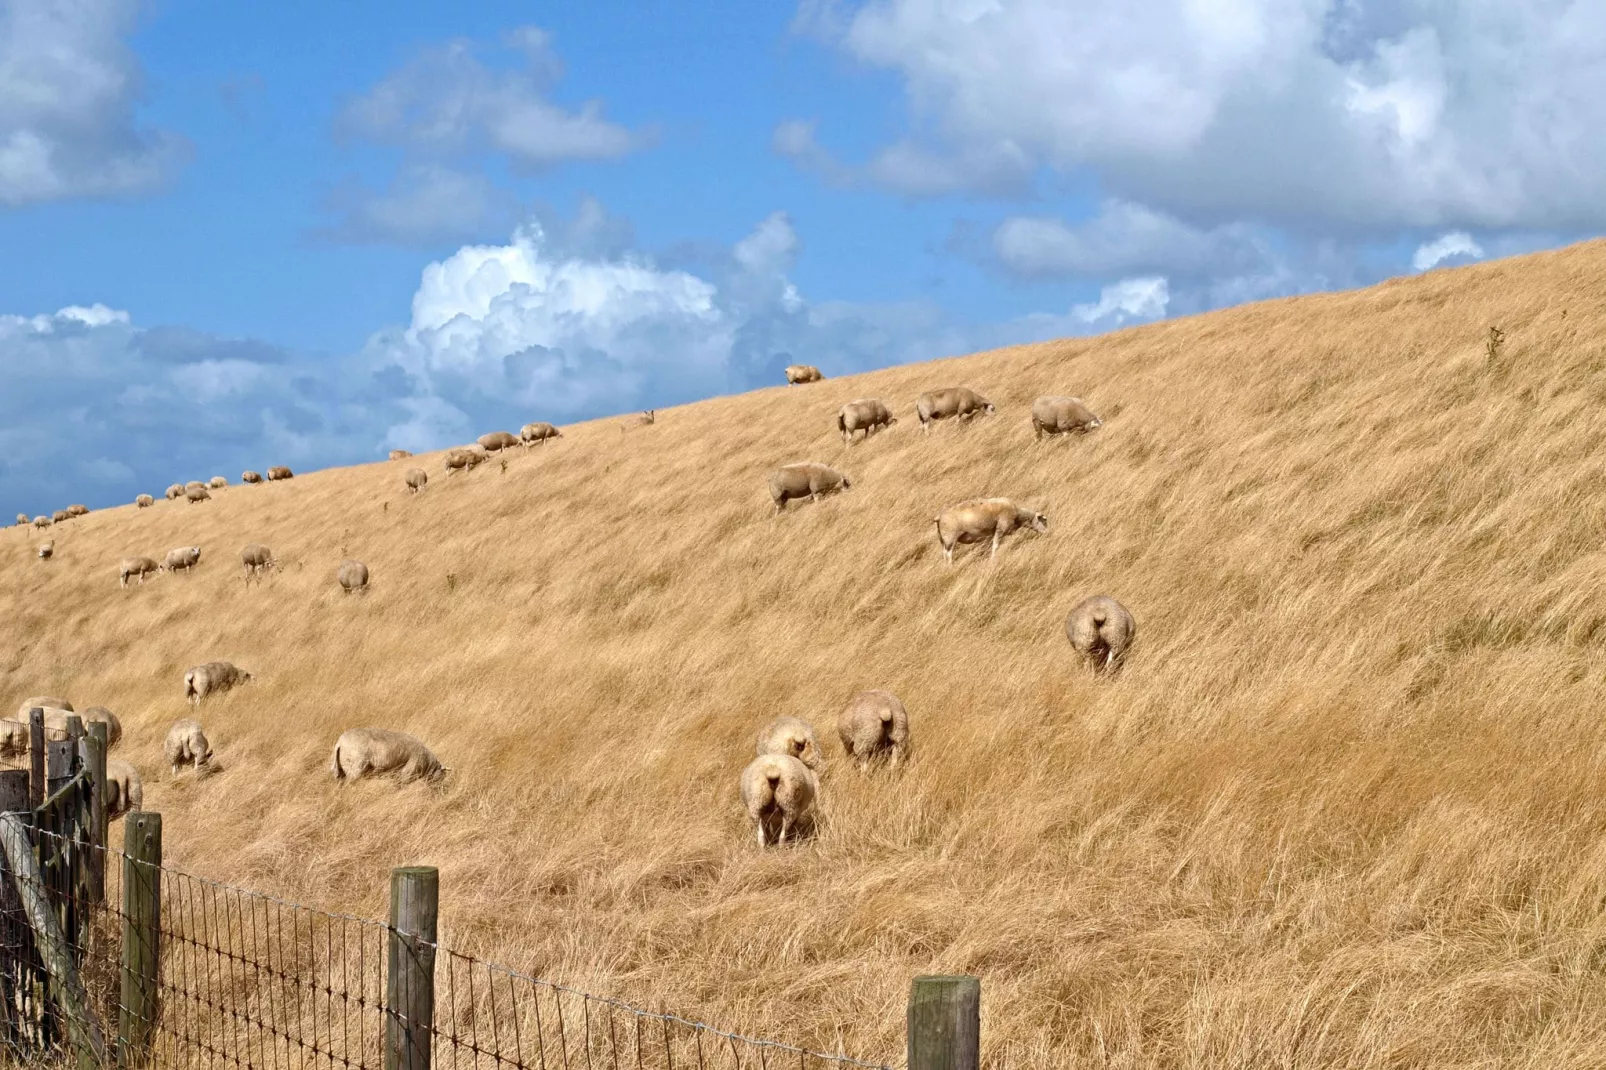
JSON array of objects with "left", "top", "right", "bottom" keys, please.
[
  {"left": 990, "top": 201, "right": 1272, "bottom": 279},
  {"left": 772, "top": 117, "right": 1032, "bottom": 196},
  {"left": 1071, "top": 277, "right": 1170, "bottom": 324},
  {"left": 796, "top": 0, "right": 1606, "bottom": 231},
  {"left": 0, "top": 0, "right": 187, "bottom": 204},
  {"left": 1412, "top": 230, "right": 1484, "bottom": 271},
  {"left": 314, "top": 165, "right": 519, "bottom": 247}
]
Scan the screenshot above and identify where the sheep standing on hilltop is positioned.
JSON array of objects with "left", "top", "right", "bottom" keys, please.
[
  {"left": 51, "top": 510, "right": 68, "bottom": 524},
  {"left": 444, "top": 446, "right": 487, "bottom": 474},
  {"left": 768, "top": 462, "right": 851, "bottom": 514},
  {"left": 240, "top": 544, "right": 275, "bottom": 582},
  {"left": 1066, "top": 596, "right": 1136, "bottom": 673},
  {"left": 66, "top": 504, "right": 87, "bottom": 517},
  {"left": 785, "top": 364, "right": 824, "bottom": 385},
  {"left": 330, "top": 727, "right": 446, "bottom": 784},
  {"left": 916, "top": 387, "right": 995, "bottom": 433},
  {"left": 37, "top": 542, "right": 52, "bottom": 560},
  {"left": 184, "top": 661, "right": 253, "bottom": 705},
  {"left": 934, "top": 498, "right": 1048, "bottom": 564},
  {"left": 14, "top": 513, "right": 25, "bottom": 526},
  {"left": 164, "top": 719, "right": 213, "bottom": 775},
  {"left": 837, "top": 690, "right": 910, "bottom": 770},
  {"left": 388, "top": 449, "right": 412, "bottom": 460},
  {"left": 32, "top": 516, "right": 50, "bottom": 528},
  {"left": 756, "top": 717, "right": 826, "bottom": 772},
  {"left": 740, "top": 753, "right": 818, "bottom": 847},
  {"left": 838, "top": 399, "right": 897, "bottom": 443},
  {"left": 185, "top": 485, "right": 211, "bottom": 504},
  {"left": 267, "top": 466, "right": 293, "bottom": 481},
  {"left": 135, "top": 494, "right": 153, "bottom": 508},
  {"left": 477, "top": 431, "right": 519, "bottom": 452},
  {"left": 209, "top": 476, "right": 228, "bottom": 489},
  {"left": 105, "top": 759, "right": 142, "bottom": 820},
  {"left": 163, "top": 546, "right": 202, "bottom": 574},
  {"left": 404, "top": 467, "right": 428, "bottom": 493},
  {"left": 520, "top": 422, "right": 561, "bottom": 446},
  {"left": 242, "top": 471, "right": 263, "bottom": 484},
  {"left": 120, "top": 556, "right": 160, "bottom": 587},
  {"left": 337, "top": 560, "right": 369, "bottom": 594},
  {"left": 1031, "top": 396, "right": 1103, "bottom": 438}
]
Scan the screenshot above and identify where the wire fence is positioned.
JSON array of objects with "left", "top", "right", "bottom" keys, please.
[{"left": 2, "top": 827, "right": 895, "bottom": 1070}]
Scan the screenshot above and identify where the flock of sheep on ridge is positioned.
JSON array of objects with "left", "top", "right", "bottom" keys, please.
[{"left": 12, "top": 362, "right": 1135, "bottom": 847}]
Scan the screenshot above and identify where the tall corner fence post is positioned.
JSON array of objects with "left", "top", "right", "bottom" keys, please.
[
  {"left": 0, "top": 770, "right": 29, "bottom": 1048},
  {"left": 907, "top": 975, "right": 980, "bottom": 1070},
  {"left": 386, "top": 865, "right": 439, "bottom": 1070},
  {"left": 118, "top": 811, "right": 161, "bottom": 1069},
  {"left": 28, "top": 709, "right": 44, "bottom": 807},
  {"left": 46, "top": 738, "right": 75, "bottom": 798},
  {"left": 81, "top": 723, "right": 107, "bottom": 905}
]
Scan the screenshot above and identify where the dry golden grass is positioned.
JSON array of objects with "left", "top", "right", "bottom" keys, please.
[{"left": 8, "top": 239, "right": 1606, "bottom": 1067}]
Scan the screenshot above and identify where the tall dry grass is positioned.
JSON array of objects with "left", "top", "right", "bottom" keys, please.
[{"left": 8, "top": 240, "right": 1606, "bottom": 1067}]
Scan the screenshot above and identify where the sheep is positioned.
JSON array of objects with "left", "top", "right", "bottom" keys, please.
[
  {"left": 184, "top": 661, "right": 253, "bottom": 705},
  {"left": 184, "top": 480, "right": 206, "bottom": 493},
  {"left": 44, "top": 705, "right": 122, "bottom": 747},
  {"left": 164, "top": 719, "right": 213, "bottom": 775},
  {"left": 32, "top": 516, "right": 50, "bottom": 528},
  {"left": 916, "top": 387, "right": 995, "bottom": 433},
  {"left": 119, "top": 556, "right": 160, "bottom": 587},
  {"left": 836, "top": 690, "right": 910, "bottom": 770},
  {"left": 242, "top": 470, "right": 263, "bottom": 484},
  {"left": 520, "top": 422, "right": 561, "bottom": 446},
  {"left": 135, "top": 494, "right": 153, "bottom": 508},
  {"left": 16, "top": 697, "right": 72, "bottom": 719},
  {"left": 444, "top": 446, "right": 487, "bottom": 475},
  {"left": 784, "top": 364, "right": 824, "bottom": 385},
  {"left": 477, "top": 430, "right": 519, "bottom": 452},
  {"left": 337, "top": 560, "right": 369, "bottom": 594},
  {"left": 388, "top": 449, "right": 412, "bottom": 460},
  {"left": 240, "top": 543, "right": 275, "bottom": 581},
  {"left": 740, "top": 753, "right": 818, "bottom": 847},
  {"left": 208, "top": 476, "right": 228, "bottom": 489},
  {"left": 1066, "top": 596, "right": 1136, "bottom": 673},
  {"left": 105, "top": 758, "right": 142, "bottom": 820},
  {"left": 330, "top": 727, "right": 446, "bottom": 784},
  {"left": 165, "top": 484, "right": 184, "bottom": 500},
  {"left": 403, "top": 467, "right": 428, "bottom": 493},
  {"left": 66, "top": 504, "right": 88, "bottom": 517},
  {"left": 51, "top": 510, "right": 68, "bottom": 523},
  {"left": 755, "top": 716, "right": 826, "bottom": 772},
  {"left": 934, "top": 498, "right": 1048, "bottom": 564},
  {"left": 1032, "top": 396, "right": 1103, "bottom": 439},
  {"left": 267, "top": 466, "right": 293, "bottom": 481},
  {"left": 37, "top": 541, "right": 52, "bottom": 560},
  {"left": 837, "top": 398, "right": 897, "bottom": 443},
  {"left": 163, "top": 546, "right": 202, "bottom": 573},
  {"left": 13, "top": 513, "right": 25, "bottom": 526},
  {"left": 768, "top": 462, "right": 851, "bottom": 514},
  {"left": 637, "top": 410, "right": 655, "bottom": 425},
  {"left": 185, "top": 485, "right": 211, "bottom": 504},
  {"left": 0, "top": 720, "right": 27, "bottom": 758}
]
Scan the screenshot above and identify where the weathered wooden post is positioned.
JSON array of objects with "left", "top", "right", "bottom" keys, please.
[
  {"left": 45, "top": 739, "right": 75, "bottom": 797},
  {"left": 0, "top": 770, "right": 30, "bottom": 1048},
  {"left": 80, "top": 724, "right": 108, "bottom": 905},
  {"left": 386, "top": 866, "right": 438, "bottom": 1070},
  {"left": 28, "top": 709, "right": 44, "bottom": 807},
  {"left": 118, "top": 812, "right": 161, "bottom": 1068},
  {"left": 907, "top": 975, "right": 980, "bottom": 1070}
]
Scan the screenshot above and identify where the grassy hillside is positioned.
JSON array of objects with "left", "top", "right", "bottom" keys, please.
[{"left": 8, "top": 240, "right": 1606, "bottom": 1067}]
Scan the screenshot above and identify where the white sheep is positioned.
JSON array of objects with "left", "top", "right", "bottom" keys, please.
[
  {"left": 164, "top": 719, "right": 213, "bottom": 775},
  {"left": 755, "top": 716, "right": 826, "bottom": 771},
  {"left": 330, "top": 728, "right": 446, "bottom": 784},
  {"left": 836, "top": 690, "right": 910, "bottom": 770},
  {"left": 184, "top": 661, "right": 254, "bottom": 705},
  {"left": 740, "top": 754, "right": 818, "bottom": 847},
  {"left": 105, "top": 759, "right": 143, "bottom": 820}
]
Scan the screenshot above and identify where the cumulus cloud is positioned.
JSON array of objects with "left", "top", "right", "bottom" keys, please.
[
  {"left": 313, "top": 165, "right": 519, "bottom": 247},
  {"left": 989, "top": 201, "right": 1274, "bottom": 280},
  {"left": 0, "top": 0, "right": 187, "bottom": 205},
  {"left": 795, "top": 0, "right": 1606, "bottom": 232},
  {"left": 1412, "top": 230, "right": 1484, "bottom": 271},
  {"left": 1071, "top": 277, "right": 1169, "bottom": 325}
]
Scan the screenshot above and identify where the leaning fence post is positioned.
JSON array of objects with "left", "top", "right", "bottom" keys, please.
[
  {"left": 386, "top": 865, "right": 438, "bottom": 1070},
  {"left": 907, "top": 975, "right": 980, "bottom": 1070},
  {"left": 81, "top": 724, "right": 107, "bottom": 905},
  {"left": 119, "top": 811, "right": 161, "bottom": 1068},
  {"left": 28, "top": 709, "right": 44, "bottom": 807}
]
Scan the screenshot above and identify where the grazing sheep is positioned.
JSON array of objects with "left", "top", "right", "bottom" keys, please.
[
  {"left": 184, "top": 480, "right": 205, "bottom": 493},
  {"left": 164, "top": 719, "right": 213, "bottom": 775},
  {"left": 403, "top": 467, "right": 428, "bottom": 493},
  {"left": 477, "top": 430, "right": 520, "bottom": 452},
  {"left": 836, "top": 690, "right": 910, "bottom": 770},
  {"left": 837, "top": 398, "right": 897, "bottom": 443},
  {"left": 165, "top": 484, "right": 184, "bottom": 500},
  {"left": 240, "top": 544, "right": 275, "bottom": 581},
  {"left": 242, "top": 471, "right": 263, "bottom": 484},
  {"left": 443, "top": 446, "right": 487, "bottom": 475},
  {"left": 740, "top": 754, "right": 818, "bottom": 847},
  {"left": 1032, "top": 396, "right": 1103, "bottom": 439},
  {"left": 330, "top": 727, "right": 446, "bottom": 784},
  {"left": 638, "top": 410, "right": 656, "bottom": 425},
  {"left": 388, "top": 449, "right": 412, "bottom": 460},
  {"left": 1066, "top": 596, "right": 1136, "bottom": 673},
  {"left": 51, "top": 510, "right": 68, "bottom": 523},
  {"left": 43, "top": 706, "right": 122, "bottom": 747},
  {"left": 104, "top": 759, "right": 142, "bottom": 820},
  {"left": 916, "top": 387, "right": 995, "bottom": 433},
  {"left": 185, "top": 485, "right": 211, "bottom": 504},
  {"left": 14, "top": 513, "right": 25, "bottom": 526},
  {"left": 520, "top": 422, "right": 561, "bottom": 446},
  {"left": 32, "top": 516, "right": 50, "bottom": 528},
  {"left": 37, "top": 541, "right": 52, "bottom": 560},
  {"left": 785, "top": 364, "right": 824, "bottom": 385},
  {"left": 16, "top": 697, "right": 72, "bottom": 719},
  {"left": 183, "top": 661, "right": 253, "bottom": 705},
  {"left": 208, "top": 476, "right": 227, "bottom": 489},
  {"left": 163, "top": 546, "right": 202, "bottom": 573},
  {"left": 135, "top": 494, "right": 153, "bottom": 508},
  {"left": 266, "top": 466, "right": 293, "bottom": 481},
  {"left": 768, "top": 462, "right": 852, "bottom": 514},
  {"left": 119, "top": 556, "right": 160, "bottom": 587},
  {"left": 934, "top": 498, "right": 1048, "bottom": 564},
  {"left": 755, "top": 717, "right": 826, "bottom": 772},
  {"left": 337, "top": 560, "right": 369, "bottom": 594},
  {"left": 66, "top": 504, "right": 88, "bottom": 517}
]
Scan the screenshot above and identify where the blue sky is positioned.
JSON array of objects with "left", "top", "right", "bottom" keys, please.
[{"left": 3, "top": 0, "right": 1602, "bottom": 518}]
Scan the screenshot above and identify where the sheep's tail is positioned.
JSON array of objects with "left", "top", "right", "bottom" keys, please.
[
  {"left": 836, "top": 413, "right": 846, "bottom": 433},
  {"left": 1091, "top": 609, "right": 1107, "bottom": 625},
  {"left": 331, "top": 744, "right": 345, "bottom": 780}
]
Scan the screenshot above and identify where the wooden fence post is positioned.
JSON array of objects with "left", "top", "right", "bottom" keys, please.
[
  {"left": 45, "top": 739, "right": 75, "bottom": 798},
  {"left": 907, "top": 975, "right": 980, "bottom": 1070},
  {"left": 0, "top": 771, "right": 29, "bottom": 1048},
  {"left": 28, "top": 709, "right": 44, "bottom": 807},
  {"left": 119, "top": 811, "right": 161, "bottom": 1068},
  {"left": 386, "top": 866, "right": 438, "bottom": 1070},
  {"left": 80, "top": 725, "right": 107, "bottom": 905}
]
